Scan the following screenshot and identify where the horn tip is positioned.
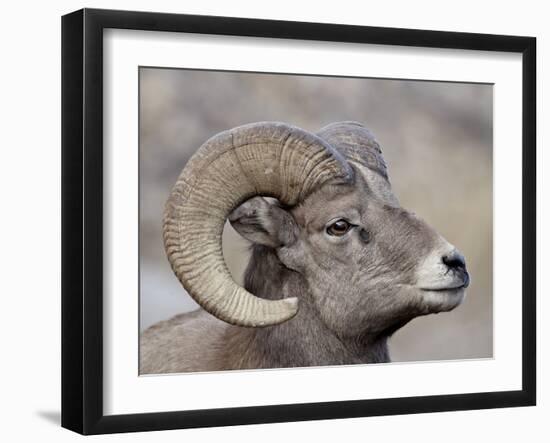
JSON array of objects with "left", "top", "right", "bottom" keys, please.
[
  {"left": 253, "top": 297, "right": 299, "bottom": 327},
  {"left": 282, "top": 296, "right": 299, "bottom": 318}
]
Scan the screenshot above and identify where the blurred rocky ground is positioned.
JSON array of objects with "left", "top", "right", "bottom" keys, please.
[{"left": 139, "top": 68, "right": 492, "bottom": 362}]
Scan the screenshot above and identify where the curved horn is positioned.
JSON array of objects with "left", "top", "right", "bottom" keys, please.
[
  {"left": 163, "top": 122, "right": 353, "bottom": 327},
  {"left": 317, "top": 121, "right": 398, "bottom": 206},
  {"left": 317, "top": 121, "right": 388, "bottom": 179}
]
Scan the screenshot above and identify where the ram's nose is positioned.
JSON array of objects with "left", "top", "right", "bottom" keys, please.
[
  {"left": 441, "top": 249, "right": 469, "bottom": 288},
  {"left": 442, "top": 250, "right": 466, "bottom": 272}
]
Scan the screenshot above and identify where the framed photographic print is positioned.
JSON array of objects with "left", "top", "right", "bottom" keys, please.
[{"left": 61, "top": 8, "right": 536, "bottom": 435}]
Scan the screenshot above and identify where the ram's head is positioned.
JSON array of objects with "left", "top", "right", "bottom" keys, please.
[{"left": 163, "top": 122, "right": 469, "bottom": 335}]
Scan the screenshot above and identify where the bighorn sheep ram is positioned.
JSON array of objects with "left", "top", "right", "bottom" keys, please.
[{"left": 141, "top": 121, "right": 469, "bottom": 373}]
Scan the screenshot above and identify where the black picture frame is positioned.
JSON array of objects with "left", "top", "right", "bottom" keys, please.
[{"left": 61, "top": 8, "right": 536, "bottom": 435}]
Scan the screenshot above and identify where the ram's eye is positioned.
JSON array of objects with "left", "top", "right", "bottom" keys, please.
[{"left": 326, "top": 219, "right": 352, "bottom": 236}]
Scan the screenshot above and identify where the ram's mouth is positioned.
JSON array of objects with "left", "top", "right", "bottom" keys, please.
[
  {"left": 420, "top": 284, "right": 467, "bottom": 292},
  {"left": 420, "top": 271, "right": 470, "bottom": 293},
  {"left": 419, "top": 285, "right": 466, "bottom": 313}
]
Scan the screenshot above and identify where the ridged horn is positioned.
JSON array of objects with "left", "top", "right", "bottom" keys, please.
[
  {"left": 317, "top": 121, "right": 388, "bottom": 179},
  {"left": 163, "top": 122, "right": 353, "bottom": 327},
  {"left": 317, "top": 121, "right": 399, "bottom": 206}
]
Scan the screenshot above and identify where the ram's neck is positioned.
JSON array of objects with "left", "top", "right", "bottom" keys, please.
[{"left": 223, "top": 245, "right": 390, "bottom": 369}]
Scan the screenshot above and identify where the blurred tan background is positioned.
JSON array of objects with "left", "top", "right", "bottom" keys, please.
[{"left": 139, "top": 67, "right": 493, "bottom": 362}]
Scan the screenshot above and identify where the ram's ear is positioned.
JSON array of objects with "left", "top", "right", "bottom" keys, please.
[{"left": 228, "top": 197, "right": 298, "bottom": 248}]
